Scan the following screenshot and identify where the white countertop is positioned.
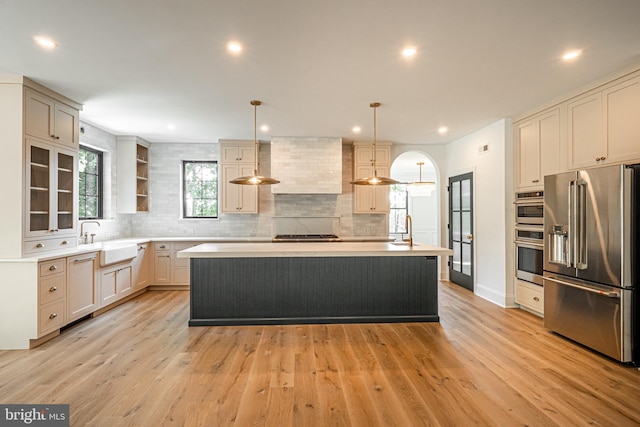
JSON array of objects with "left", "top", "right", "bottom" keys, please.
[
  {"left": 177, "top": 241, "right": 453, "bottom": 258},
  {"left": 14, "top": 236, "right": 397, "bottom": 262}
]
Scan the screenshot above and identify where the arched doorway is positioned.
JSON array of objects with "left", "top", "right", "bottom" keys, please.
[{"left": 389, "top": 152, "right": 439, "bottom": 245}]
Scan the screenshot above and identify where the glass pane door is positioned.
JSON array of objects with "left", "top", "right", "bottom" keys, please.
[{"left": 449, "top": 172, "right": 474, "bottom": 291}]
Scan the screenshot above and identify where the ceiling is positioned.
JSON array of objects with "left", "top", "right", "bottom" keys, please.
[{"left": 1, "top": 0, "right": 640, "bottom": 145}]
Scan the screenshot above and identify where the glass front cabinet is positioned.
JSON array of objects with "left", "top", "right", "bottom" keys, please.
[{"left": 25, "top": 138, "right": 78, "bottom": 241}]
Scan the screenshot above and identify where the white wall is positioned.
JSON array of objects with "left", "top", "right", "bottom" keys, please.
[{"left": 444, "top": 119, "right": 514, "bottom": 307}]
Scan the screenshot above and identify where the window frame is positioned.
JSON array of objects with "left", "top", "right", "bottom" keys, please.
[
  {"left": 181, "top": 160, "right": 219, "bottom": 219},
  {"left": 389, "top": 183, "right": 409, "bottom": 235},
  {"left": 78, "top": 145, "right": 104, "bottom": 220}
]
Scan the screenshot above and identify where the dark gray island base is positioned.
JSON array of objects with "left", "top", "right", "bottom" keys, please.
[{"left": 189, "top": 256, "right": 439, "bottom": 326}]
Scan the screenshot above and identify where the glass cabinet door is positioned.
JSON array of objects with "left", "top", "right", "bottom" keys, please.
[
  {"left": 28, "top": 143, "right": 51, "bottom": 233},
  {"left": 26, "top": 139, "right": 77, "bottom": 238},
  {"left": 56, "top": 151, "right": 74, "bottom": 231}
]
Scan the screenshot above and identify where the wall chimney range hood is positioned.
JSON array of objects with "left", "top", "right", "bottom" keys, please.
[{"left": 270, "top": 137, "right": 342, "bottom": 194}]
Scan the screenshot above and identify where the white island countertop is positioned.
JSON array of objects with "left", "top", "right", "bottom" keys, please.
[{"left": 177, "top": 241, "right": 453, "bottom": 258}]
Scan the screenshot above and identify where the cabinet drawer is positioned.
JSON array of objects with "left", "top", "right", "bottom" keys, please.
[
  {"left": 516, "top": 280, "right": 544, "bottom": 314},
  {"left": 26, "top": 237, "right": 76, "bottom": 256},
  {"left": 39, "top": 275, "right": 66, "bottom": 305},
  {"left": 39, "top": 300, "right": 65, "bottom": 336},
  {"left": 154, "top": 242, "right": 171, "bottom": 251},
  {"left": 39, "top": 258, "right": 66, "bottom": 278}
]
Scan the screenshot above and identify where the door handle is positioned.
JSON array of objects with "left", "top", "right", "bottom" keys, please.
[{"left": 466, "top": 234, "right": 473, "bottom": 241}]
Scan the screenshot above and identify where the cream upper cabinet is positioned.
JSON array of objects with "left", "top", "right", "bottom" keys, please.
[
  {"left": 353, "top": 142, "right": 391, "bottom": 214},
  {"left": 67, "top": 252, "right": 98, "bottom": 322},
  {"left": 25, "top": 88, "right": 79, "bottom": 149},
  {"left": 24, "top": 138, "right": 78, "bottom": 248},
  {"left": 116, "top": 136, "right": 150, "bottom": 213},
  {"left": 219, "top": 140, "right": 258, "bottom": 214},
  {"left": 353, "top": 164, "right": 391, "bottom": 213},
  {"left": 568, "top": 75, "right": 640, "bottom": 169},
  {"left": 221, "top": 144, "right": 256, "bottom": 164},
  {"left": 567, "top": 92, "right": 605, "bottom": 169},
  {"left": 515, "top": 108, "right": 561, "bottom": 190},
  {"left": 604, "top": 75, "right": 640, "bottom": 164}
]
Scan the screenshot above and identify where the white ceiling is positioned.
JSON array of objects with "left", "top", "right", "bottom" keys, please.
[{"left": 1, "top": 0, "right": 640, "bottom": 145}]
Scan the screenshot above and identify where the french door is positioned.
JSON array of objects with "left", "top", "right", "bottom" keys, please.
[{"left": 448, "top": 172, "right": 474, "bottom": 291}]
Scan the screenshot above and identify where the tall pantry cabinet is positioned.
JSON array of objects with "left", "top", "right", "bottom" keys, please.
[
  {"left": 0, "top": 76, "right": 81, "bottom": 259},
  {"left": 0, "top": 76, "right": 82, "bottom": 349}
]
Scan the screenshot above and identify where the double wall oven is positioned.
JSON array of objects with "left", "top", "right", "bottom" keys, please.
[{"left": 515, "top": 191, "right": 544, "bottom": 286}]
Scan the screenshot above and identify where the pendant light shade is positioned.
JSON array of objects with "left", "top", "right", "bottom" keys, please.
[
  {"left": 229, "top": 100, "right": 280, "bottom": 185},
  {"left": 350, "top": 102, "right": 399, "bottom": 186},
  {"left": 406, "top": 162, "right": 436, "bottom": 196}
]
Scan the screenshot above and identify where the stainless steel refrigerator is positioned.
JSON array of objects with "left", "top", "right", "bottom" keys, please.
[{"left": 543, "top": 163, "right": 638, "bottom": 363}]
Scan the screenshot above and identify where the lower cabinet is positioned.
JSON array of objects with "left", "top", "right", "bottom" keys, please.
[
  {"left": 67, "top": 252, "right": 99, "bottom": 322},
  {"left": 515, "top": 279, "right": 543, "bottom": 316},
  {"left": 38, "top": 257, "right": 67, "bottom": 337},
  {"left": 100, "top": 263, "right": 133, "bottom": 307},
  {"left": 131, "top": 243, "right": 150, "bottom": 288},
  {"left": 152, "top": 242, "right": 195, "bottom": 287},
  {"left": 154, "top": 243, "right": 172, "bottom": 284}
]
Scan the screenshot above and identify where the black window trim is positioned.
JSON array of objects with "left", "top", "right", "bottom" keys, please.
[
  {"left": 79, "top": 145, "right": 104, "bottom": 220},
  {"left": 182, "top": 160, "right": 219, "bottom": 219}
]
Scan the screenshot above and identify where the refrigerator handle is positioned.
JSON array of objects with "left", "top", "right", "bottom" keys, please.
[
  {"left": 568, "top": 180, "right": 576, "bottom": 268},
  {"left": 576, "top": 179, "right": 588, "bottom": 269}
]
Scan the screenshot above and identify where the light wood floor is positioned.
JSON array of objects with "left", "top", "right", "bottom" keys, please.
[{"left": 1, "top": 282, "right": 639, "bottom": 426}]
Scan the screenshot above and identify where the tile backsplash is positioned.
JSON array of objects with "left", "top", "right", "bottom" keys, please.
[{"left": 81, "top": 122, "right": 388, "bottom": 238}]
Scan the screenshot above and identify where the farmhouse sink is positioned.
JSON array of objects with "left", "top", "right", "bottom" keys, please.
[{"left": 99, "top": 243, "right": 138, "bottom": 267}]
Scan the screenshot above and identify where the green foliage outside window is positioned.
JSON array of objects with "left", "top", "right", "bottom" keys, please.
[
  {"left": 183, "top": 161, "right": 218, "bottom": 218},
  {"left": 79, "top": 147, "right": 102, "bottom": 219}
]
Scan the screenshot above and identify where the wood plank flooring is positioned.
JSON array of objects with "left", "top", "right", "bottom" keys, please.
[{"left": 1, "top": 281, "right": 639, "bottom": 426}]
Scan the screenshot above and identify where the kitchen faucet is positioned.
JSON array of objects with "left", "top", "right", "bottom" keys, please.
[
  {"left": 80, "top": 220, "right": 101, "bottom": 244},
  {"left": 402, "top": 215, "right": 413, "bottom": 247}
]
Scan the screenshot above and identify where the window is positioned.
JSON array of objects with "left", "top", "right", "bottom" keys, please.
[
  {"left": 389, "top": 183, "right": 408, "bottom": 234},
  {"left": 79, "top": 146, "right": 103, "bottom": 219},
  {"left": 182, "top": 161, "right": 218, "bottom": 218}
]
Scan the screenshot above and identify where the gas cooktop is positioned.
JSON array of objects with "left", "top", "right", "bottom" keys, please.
[{"left": 272, "top": 234, "right": 342, "bottom": 242}]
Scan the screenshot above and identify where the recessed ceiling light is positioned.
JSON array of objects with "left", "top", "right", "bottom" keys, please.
[
  {"left": 352, "top": 126, "right": 361, "bottom": 133},
  {"left": 34, "top": 36, "right": 57, "bottom": 49},
  {"left": 167, "top": 123, "right": 176, "bottom": 130},
  {"left": 227, "top": 41, "right": 242, "bottom": 54},
  {"left": 402, "top": 47, "right": 417, "bottom": 58},
  {"left": 260, "top": 124, "right": 269, "bottom": 132},
  {"left": 562, "top": 50, "right": 582, "bottom": 61},
  {"left": 438, "top": 126, "right": 448, "bottom": 134}
]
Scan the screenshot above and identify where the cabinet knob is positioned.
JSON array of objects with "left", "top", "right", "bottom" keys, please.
[
  {"left": 49, "top": 265, "right": 57, "bottom": 271},
  {"left": 532, "top": 179, "right": 539, "bottom": 183},
  {"left": 49, "top": 313, "right": 58, "bottom": 319},
  {"left": 595, "top": 157, "right": 600, "bottom": 161},
  {"left": 61, "top": 240, "right": 69, "bottom": 245},
  {"left": 36, "top": 243, "right": 45, "bottom": 249},
  {"left": 533, "top": 296, "right": 540, "bottom": 302},
  {"left": 49, "top": 286, "right": 58, "bottom": 292},
  {"left": 159, "top": 245, "right": 166, "bottom": 249}
]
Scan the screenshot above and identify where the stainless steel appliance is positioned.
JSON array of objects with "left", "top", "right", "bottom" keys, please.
[
  {"left": 515, "top": 191, "right": 544, "bottom": 225},
  {"left": 515, "top": 192, "right": 544, "bottom": 286},
  {"left": 543, "top": 164, "right": 639, "bottom": 363},
  {"left": 515, "top": 226, "right": 544, "bottom": 286}
]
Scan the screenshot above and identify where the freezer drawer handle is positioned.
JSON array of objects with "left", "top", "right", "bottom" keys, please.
[{"left": 544, "top": 276, "right": 620, "bottom": 298}]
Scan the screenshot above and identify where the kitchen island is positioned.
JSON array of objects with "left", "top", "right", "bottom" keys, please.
[{"left": 177, "top": 242, "right": 452, "bottom": 326}]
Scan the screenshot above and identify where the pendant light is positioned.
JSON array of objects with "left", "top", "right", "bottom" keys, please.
[
  {"left": 230, "top": 100, "right": 280, "bottom": 185},
  {"left": 350, "top": 102, "right": 399, "bottom": 186},
  {"left": 406, "top": 162, "right": 436, "bottom": 196}
]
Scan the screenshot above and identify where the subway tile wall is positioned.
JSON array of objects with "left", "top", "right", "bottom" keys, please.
[{"left": 79, "top": 122, "right": 388, "bottom": 238}]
